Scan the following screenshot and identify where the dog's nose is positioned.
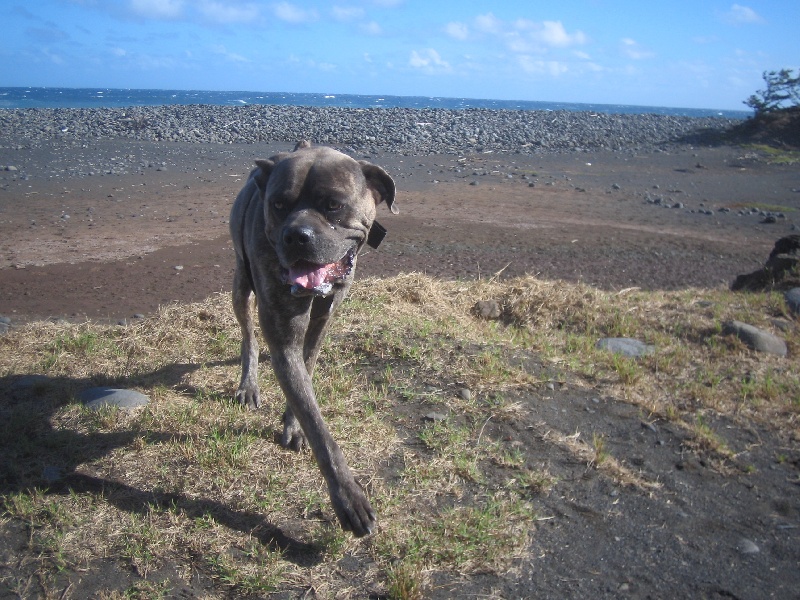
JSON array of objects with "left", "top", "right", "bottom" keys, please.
[{"left": 283, "top": 225, "right": 315, "bottom": 247}]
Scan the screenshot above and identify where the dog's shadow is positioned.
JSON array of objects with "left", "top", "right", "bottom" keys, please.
[{"left": 0, "top": 360, "right": 322, "bottom": 567}]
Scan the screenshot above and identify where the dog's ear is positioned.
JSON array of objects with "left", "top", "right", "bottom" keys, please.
[
  {"left": 252, "top": 159, "right": 275, "bottom": 194},
  {"left": 359, "top": 161, "right": 399, "bottom": 215}
]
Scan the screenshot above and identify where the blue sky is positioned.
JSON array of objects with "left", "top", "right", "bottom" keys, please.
[{"left": 2, "top": 0, "right": 797, "bottom": 110}]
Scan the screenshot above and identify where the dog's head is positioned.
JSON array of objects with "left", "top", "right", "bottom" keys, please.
[{"left": 251, "top": 142, "right": 397, "bottom": 296}]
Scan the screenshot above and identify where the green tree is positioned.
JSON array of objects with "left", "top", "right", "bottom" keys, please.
[{"left": 744, "top": 69, "right": 800, "bottom": 114}]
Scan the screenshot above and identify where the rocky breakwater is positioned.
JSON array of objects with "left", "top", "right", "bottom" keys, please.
[{"left": 0, "top": 105, "right": 741, "bottom": 155}]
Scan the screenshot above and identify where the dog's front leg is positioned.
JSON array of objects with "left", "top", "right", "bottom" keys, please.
[
  {"left": 259, "top": 302, "right": 376, "bottom": 536},
  {"left": 282, "top": 293, "right": 344, "bottom": 450},
  {"left": 271, "top": 349, "right": 376, "bottom": 536}
]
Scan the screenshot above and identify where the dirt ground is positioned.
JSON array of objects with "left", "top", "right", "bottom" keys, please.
[
  {"left": 1, "top": 140, "right": 798, "bottom": 324},
  {"left": 1, "top": 139, "right": 800, "bottom": 599}
]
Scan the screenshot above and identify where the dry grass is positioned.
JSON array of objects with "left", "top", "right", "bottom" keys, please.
[{"left": 1, "top": 273, "right": 798, "bottom": 597}]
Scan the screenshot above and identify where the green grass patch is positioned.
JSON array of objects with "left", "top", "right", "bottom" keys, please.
[{"left": 2, "top": 274, "right": 799, "bottom": 597}]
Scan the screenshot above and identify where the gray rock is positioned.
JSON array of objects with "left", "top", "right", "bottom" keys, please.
[
  {"left": 473, "top": 300, "right": 502, "bottom": 320},
  {"left": 423, "top": 412, "right": 448, "bottom": 422},
  {"left": 457, "top": 388, "right": 472, "bottom": 401},
  {"left": 737, "top": 538, "right": 760, "bottom": 554},
  {"left": 10, "top": 374, "right": 52, "bottom": 398},
  {"left": 785, "top": 288, "right": 800, "bottom": 315},
  {"left": 722, "top": 321, "right": 787, "bottom": 356},
  {"left": 596, "top": 337, "right": 655, "bottom": 358},
  {"left": 42, "top": 466, "right": 65, "bottom": 484},
  {"left": 78, "top": 387, "right": 150, "bottom": 410}
]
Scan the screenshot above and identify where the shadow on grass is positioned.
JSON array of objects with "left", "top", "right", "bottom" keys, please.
[{"left": 0, "top": 363, "right": 323, "bottom": 568}]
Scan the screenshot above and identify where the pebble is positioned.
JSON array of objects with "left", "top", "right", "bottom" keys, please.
[
  {"left": 473, "top": 299, "right": 502, "bottom": 320},
  {"left": 596, "top": 337, "right": 655, "bottom": 358},
  {"left": 722, "top": 321, "right": 787, "bottom": 357},
  {"left": 784, "top": 288, "right": 800, "bottom": 316},
  {"left": 78, "top": 387, "right": 150, "bottom": 411},
  {"left": 423, "top": 412, "right": 448, "bottom": 422},
  {"left": 737, "top": 538, "right": 760, "bottom": 555},
  {"left": 42, "top": 466, "right": 65, "bottom": 484},
  {"left": 457, "top": 388, "right": 472, "bottom": 401},
  {"left": 9, "top": 374, "right": 52, "bottom": 398}
]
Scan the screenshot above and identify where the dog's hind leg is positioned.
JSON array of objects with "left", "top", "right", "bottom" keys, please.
[{"left": 233, "top": 259, "right": 261, "bottom": 409}]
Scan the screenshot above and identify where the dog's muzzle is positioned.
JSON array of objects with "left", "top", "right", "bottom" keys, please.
[{"left": 284, "top": 250, "right": 355, "bottom": 297}]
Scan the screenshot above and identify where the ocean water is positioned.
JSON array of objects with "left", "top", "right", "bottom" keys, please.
[{"left": 0, "top": 87, "right": 750, "bottom": 119}]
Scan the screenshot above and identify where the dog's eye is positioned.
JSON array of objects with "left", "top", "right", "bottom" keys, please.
[
  {"left": 326, "top": 198, "right": 343, "bottom": 212},
  {"left": 273, "top": 201, "right": 285, "bottom": 211}
]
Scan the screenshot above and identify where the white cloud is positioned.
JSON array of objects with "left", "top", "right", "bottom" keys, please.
[
  {"left": 199, "top": 1, "right": 260, "bottom": 24},
  {"left": 111, "top": 47, "right": 127, "bottom": 57},
  {"left": 474, "top": 13, "right": 503, "bottom": 35},
  {"left": 723, "top": 4, "right": 765, "bottom": 25},
  {"left": 272, "top": 2, "right": 318, "bottom": 24},
  {"left": 620, "top": 38, "right": 654, "bottom": 60},
  {"left": 287, "top": 53, "right": 338, "bottom": 71},
  {"left": 693, "top": 35, "right": 718, "bottom": 44},
  {"left": 42, "top": 48, "right": 65, "bottom": 65},
  {"left": 445, "top": 21, "right": 469, "bottom": 40},
  {"left": 360, "top": 21, "right": 383, "bottom": 35},
  {"left": 129, "top": 0, "right": 184, "bottom": 19},
  {"left": 212, "top": 44, "right": 250, "bottom": 63},
  {"left": 534, "top": 20, "right": 587, "bottom": 47},
  {"left": 332, "top": 6, "right": 365, "bottom": 21},
  {"left": 464, "top": 14, "right": 586, "bottom": 53},
  {"left": 517, "top": 56, "right": 568, "bottom": 76},
  {"left": 409, "top": 48, "right": 450, "bottom": 72}
]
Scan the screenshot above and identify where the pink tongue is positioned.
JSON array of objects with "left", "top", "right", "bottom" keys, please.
[{"left": 288, "top": 262, "right": 334, "bottom": 290}]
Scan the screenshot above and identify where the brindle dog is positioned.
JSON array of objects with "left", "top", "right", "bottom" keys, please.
[{"left": 229, "top": 141, "right": 397, "bottom": 536}]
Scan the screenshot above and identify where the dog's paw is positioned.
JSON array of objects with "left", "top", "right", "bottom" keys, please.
[
  {"left": 281, "top": 410, "right": 307, "bottom": 451},
  {"left": 235, "top": 385, "right": 261, "bottom": 410},
  {"left": 330, "top": 478, "right": 376, "bottom": 538}
]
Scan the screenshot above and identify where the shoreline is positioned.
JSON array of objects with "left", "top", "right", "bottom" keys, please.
[{"left": 0, "top": 104, "right": 741, "bottom": 156}]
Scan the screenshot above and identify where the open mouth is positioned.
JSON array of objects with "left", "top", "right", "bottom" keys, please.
[{"left": 284, "top": 250, "right": 354, "bottom": 297}]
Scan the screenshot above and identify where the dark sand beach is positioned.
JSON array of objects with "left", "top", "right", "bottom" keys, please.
[{"left": 1, "top": 136, "right": 797, "bottom": 324}]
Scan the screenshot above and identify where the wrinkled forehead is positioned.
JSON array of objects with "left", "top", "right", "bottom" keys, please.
[{"left": 267, "top": 148, "right": 363, "bottom": 198}]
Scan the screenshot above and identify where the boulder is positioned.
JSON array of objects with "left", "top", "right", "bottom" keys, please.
[
  {"left": 731, "top": 235, "right": 800, "bottom": 291},
  {"left": 722, "top": 321, "right": 787, "bottom": 357}
]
